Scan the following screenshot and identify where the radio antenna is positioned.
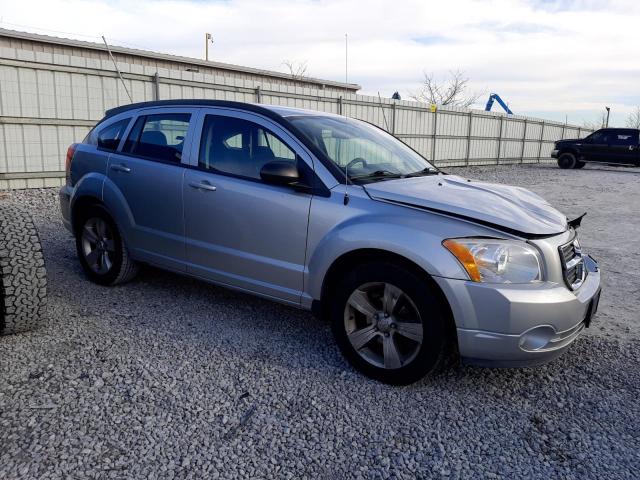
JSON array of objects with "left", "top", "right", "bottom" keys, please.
[
  {"left": 102, "top": 36, "right": 132, "bottom": 103},
  {"left": 378, "top": 92, "right": 390, "bottom": 132},
  {"left": 343, "top": 161, "right": 350, "bottom": 205}
]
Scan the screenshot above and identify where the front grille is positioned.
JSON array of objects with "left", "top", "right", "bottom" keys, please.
[{"left": 559, "top": 238, "right": 585, "bottom": 290}]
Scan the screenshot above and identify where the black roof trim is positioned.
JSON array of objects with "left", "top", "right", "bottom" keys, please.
[{"left": 102, "top": 100, "right": 346, "bottom": 184}]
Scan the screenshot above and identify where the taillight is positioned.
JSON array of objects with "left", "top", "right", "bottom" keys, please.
[{"left": 65, "top": 144, "right": 77, "bottom": 184}]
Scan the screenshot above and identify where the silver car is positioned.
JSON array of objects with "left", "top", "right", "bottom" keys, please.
[{"left": 59, "top": 100, "right": 602, "bottom": 384}]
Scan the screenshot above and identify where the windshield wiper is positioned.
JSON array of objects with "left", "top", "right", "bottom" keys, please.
[
  {"left": 406, "top": 167, "right": 440, "bottom": 177},
  {"left": 350, "top": 170, "right": 404, "bottom": 183}
]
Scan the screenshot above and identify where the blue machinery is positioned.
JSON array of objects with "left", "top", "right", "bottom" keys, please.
[{"left": 485, "top": 93, "right": 513, "bottom": 115}]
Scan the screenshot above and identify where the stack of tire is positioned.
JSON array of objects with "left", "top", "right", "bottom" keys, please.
[{"left": 0, "top": 199, "right": 47, "bottom": 335}]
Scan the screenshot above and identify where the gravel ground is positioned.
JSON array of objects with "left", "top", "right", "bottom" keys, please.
[{"left": 1, "top": 163, "right": 639, "bottom": 479}]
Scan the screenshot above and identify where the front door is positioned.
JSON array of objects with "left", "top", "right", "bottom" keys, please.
[
  {"left": 581, "top": 130, "right": 610, "bottom": 162},
  {"left": 107, "top": 108, "right": 197, "bottom": 271},
  {"left": 183, "top": 110, "right": 314, "bottom": 304}
]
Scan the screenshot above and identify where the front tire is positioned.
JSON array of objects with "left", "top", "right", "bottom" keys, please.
[
  {"left": 557, "top": 153, "right": 576, "bottom": 169},
  {"left": 330, "top": 261, "right": 452, "bottom": 385},
  {"left": 75, "top": 206, "right": 138, "bottom": 286},
  {"left": 573, "top": 161, "right": 586, "bottom": 169}
]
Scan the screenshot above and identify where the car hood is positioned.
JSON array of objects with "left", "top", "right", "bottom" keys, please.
[{"left": 363, "top": 175, "right": 568, "bottom": 236}]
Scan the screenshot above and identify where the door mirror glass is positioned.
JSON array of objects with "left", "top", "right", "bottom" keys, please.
[{"left": 260, "top": 160, "right": 300, "bottom": 185}]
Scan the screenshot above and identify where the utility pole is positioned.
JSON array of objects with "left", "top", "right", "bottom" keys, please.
[
  {"left": 605, "top": 106, "right": 610, "bottom": 127},
  {"left": 205, "top": 33, "right": 213, "bottom": 61}
]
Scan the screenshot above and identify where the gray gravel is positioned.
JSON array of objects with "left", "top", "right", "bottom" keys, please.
[{"left": 1, "top": 163, "right": 640, "bottom": 479}]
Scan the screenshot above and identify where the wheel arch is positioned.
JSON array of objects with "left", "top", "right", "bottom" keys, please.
[
  {"left": 315, "top": 248, "right": 458, "bottom": 346},
  {"left": 71, "top": 195, "right": 105, "bottom": 234},
  {"left": 558, "top": 147, "right": 579, "bottom": 158}
]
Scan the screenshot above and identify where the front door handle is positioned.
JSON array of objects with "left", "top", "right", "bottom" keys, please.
[
  {"left": 188, "top": 181, "right": 217, "bottom": 192},
  {"left": 110, "top": 164, "right": 131, "bottom": 173}
]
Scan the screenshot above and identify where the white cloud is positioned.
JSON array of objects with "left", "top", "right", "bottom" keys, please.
[{"left": 1, "top": 0, "right": 639, "bottom": 125}]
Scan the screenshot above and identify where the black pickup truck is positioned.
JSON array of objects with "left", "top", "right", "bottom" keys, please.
[{"left": 551, "top": 128, "right": 640, "bottom": 169}]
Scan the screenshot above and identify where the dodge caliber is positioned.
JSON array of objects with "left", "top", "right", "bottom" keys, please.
[{"left": 59, "top": 100, "right": 602, "bottom": 384}]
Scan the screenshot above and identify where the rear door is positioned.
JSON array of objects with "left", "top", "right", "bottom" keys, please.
[
  {"left": 182, "top": 108, "right": 315, "bottom": 304},
  {"left": 608, "top": 129, "right": 639, "bottom": 164},
  {"left": 106, "top": 107, "right": 198, "bottom": 271}
]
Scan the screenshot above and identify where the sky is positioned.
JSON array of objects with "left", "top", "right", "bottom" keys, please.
[{"left": 0, "top": 0, "right": 639, "bottom": 127}]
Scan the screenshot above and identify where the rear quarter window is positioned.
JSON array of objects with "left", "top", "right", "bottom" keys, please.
[{"left": 94, "top": 118, "right": 132, "bottom": 151}]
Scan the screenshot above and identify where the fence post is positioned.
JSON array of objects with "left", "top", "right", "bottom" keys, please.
[
  {"left": 465, "top": 111, "right": 473, "bottom": 166},
  {"left": 153, "top": 72, "right": 160, "bottom": 101},
  {"left": 431, "top": 107, "right": 438, "bottom": 164},
  {"left": 391, "top": 102, "right": 397, "bottom": 134},
  {"left": 338, "top": 96, "right": 343, "bottom": 116},
  {"left": 537, "top": 121, "right": 545, "bottom": 162},
  {"left": 496, "top": 116, "right": 504, "bottom": 165},
  {"left": 521, "top": 119, "right": 527, "bottom": 163},
  {"left": 255, "top": 86, "right": 261, "bottom": 103},
  {"left": 578, "top": 127, "right": 582, "bottom": 138}
]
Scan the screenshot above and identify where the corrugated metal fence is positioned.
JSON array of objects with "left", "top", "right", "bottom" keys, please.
[{"left": 0, "top": 45, "right": 590, "bottom": 189}]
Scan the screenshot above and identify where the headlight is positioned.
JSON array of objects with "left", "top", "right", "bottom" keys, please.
[{"left": 443, "top": 238, "right": 542, "bottom": 283}]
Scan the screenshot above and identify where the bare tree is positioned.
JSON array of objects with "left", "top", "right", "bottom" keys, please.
[
  {"left": 582, "top": 112, "right": 607, "bottom": 130},
  {"left": 282, "top": 60, "right": 308, "bottom": 80},
  {"left": 411, "top": 70, "right": 482, "bottom": 108},
  {"left": 626, "top": 106, "right": 640, "bottom": 129}
]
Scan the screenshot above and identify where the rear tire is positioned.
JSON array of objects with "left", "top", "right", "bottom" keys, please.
[
  {"left": 75, "top": 206, "right": 138, "bottom": 286},
  {"left": 557, "top": 153, "right": 576, "bottom": 169},
  {"left": 330, "top": 261, "right": 452, "bottom": 385},
  {"left": 0, "top": 202, "right": 47, "bottom": 335}
]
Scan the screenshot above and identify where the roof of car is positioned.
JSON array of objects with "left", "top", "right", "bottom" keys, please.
[{"left": 104, "top": 100, "right": 339, "bottom": 121}]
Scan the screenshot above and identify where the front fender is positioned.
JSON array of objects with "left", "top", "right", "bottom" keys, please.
[{"left": 305, "top": 209, "right": 473, "bottom": 301}]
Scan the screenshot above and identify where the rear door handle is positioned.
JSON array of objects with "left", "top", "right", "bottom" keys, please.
[
  {"left": 110, "top": 164, "right": 131, "bottom": 173},
  {"left": 188, "top": 181, "right": 217, "bottom": 192}
]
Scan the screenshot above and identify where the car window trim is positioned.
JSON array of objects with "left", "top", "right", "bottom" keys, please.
[
  {"left": 197, "top": 113, "right": 298, "bottom": 181},
  {"left": 114, "top": 107, "right": 200, "bottom": 166},
  {"left": 190, "top": 108, "right": 331, "bottom": 197}
]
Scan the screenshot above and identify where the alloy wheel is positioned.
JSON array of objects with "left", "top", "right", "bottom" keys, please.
[
  {"left": 343, "top": 282, "right": 424, "bottom": 369},
  {"left": 80, "top": 217, "right": 116, "bottom": 275}
]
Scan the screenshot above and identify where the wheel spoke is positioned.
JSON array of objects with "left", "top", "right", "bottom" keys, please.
[
  {"left": 348, "top": 324, "right": 378, "bottom": 350},
  {"left": 348, "top": 289, "right": 378, "bottom": 318},
  {"left": 395, "top": 321, "right": 423, "bottom": 342},
  {"left": 96, "top": 219, "right": 107, "bottom": 238},
  {"left": 383, "top": 335, "right": 402, "bottom": 369},
  {"left": 383, "top": 283, "right": 402, "bottom": 316},
  {"left": 104, "top": 239, "right": 116, "bottom": 252},
  {"left": 102, "top": 251, "right": 112, "bottom": 272},
  {"left": 85, "top": 249, "right": 100, "bottom": 266},
  {"left": 83, "top": 225, "right": 99, "bottom": 243}
]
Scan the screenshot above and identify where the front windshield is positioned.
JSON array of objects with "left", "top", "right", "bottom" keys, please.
[{"left": 289, "top": 115, "right": 437, "bottom": 182}]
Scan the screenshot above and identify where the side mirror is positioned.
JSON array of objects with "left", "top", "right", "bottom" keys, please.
[{"left": 260, "top": 160, "right": 300, "bottom": 186}]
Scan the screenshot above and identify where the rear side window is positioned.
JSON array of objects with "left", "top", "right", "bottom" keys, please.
[
  {"left": 610, "top": 131, "right": 639, "bottom": 146},
  {"left": 96, "top": 118, "right": 131, "bottom": 151},
  {"left": 198, "top": 115, "right": 296, "bottom": 180},
  {"left": 123, "top": 113, "right": 191, "bottom": 163}
]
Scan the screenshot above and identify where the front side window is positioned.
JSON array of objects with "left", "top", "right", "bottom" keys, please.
[
  {"left": 289, "top": 115, "right": 436, "bottom": 183},
  {"left": 588, "top": 130, "right": 610, "bottom": 144},
  {"left": 124, "top": 113, "right": 191, "bottom": 163},
  {"left": 199, "top": 115, "right": 296, "bottom": 180},
  {"left": 96, "top": 118, "right": 130, "bottom": 151}
]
